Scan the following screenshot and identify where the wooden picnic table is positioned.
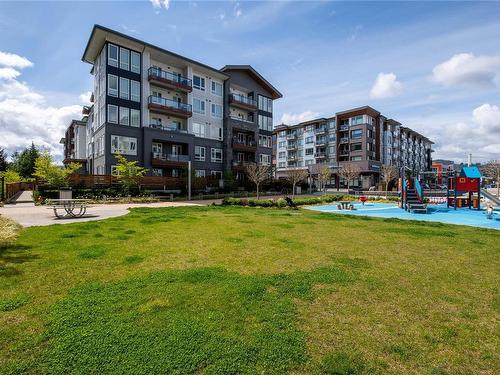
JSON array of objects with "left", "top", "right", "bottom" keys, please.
[{"left": 46, "top": 199, "right": 91, "bottom": 219}]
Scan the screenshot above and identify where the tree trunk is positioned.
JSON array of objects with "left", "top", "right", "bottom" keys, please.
[
  {"left": 385, "top": 181, "right": 388, "bottom": 199},
  {"left": 256, "top": 183, "right": 260, "bottom": 200},
  {"left": 292, "top": 182, "right": 296, "bottom": 198},
  {"left": 497, "top": 178, "right": 499, "bottom": 198}
]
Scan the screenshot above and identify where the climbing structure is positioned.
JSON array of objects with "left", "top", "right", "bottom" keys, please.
[
  {"left": 402, "top": 177, "right": 427, "bottom": 214},
  {"left": 447, "top": 166, "right": 481, "bottom": 210}
]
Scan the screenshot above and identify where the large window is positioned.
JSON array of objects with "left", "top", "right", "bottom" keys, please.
[
  {"left": 195, "top": 170, "right": 206, "bottom": 177},
  {"left": 351, "top": 129, "right": 363, "bottom": 139},
  {"left": 131, "top": 80, "right": 140, "bottom": 102},
  {"left": 107, "top": 104, "right": 118, "bottom": 124},
  {"left": 108, "top": 74, "right": 118, "bottom": 97},
  {"left": 351, "top": 143, "right": 362, "bottom": 152},
  {"left": 193, "top": 98, "right": 205, "bottom": 114},
  {"left": 305, "top": 136, "right": 314, "bottom": 144},
  {"left": 131, "top": 51, "right": 141, "bottom": 74},
  {"left": 258, "top": 115, "right": 273, "bottom": 131},
  {"left": 192, "top": 123, "right": 206, "bottom": 138},
  {"left": 111, "top": 135, "right": 137, "bottom": 156},
  {"left": 305, "top": 148, "right": 314, "bottom": 156},
  {"left": 193, "top": 75, "right": 205, "bottom": 91},
  {"left": 259, "top": 135, "right": 272, "bottom": 148},
  {"left": 258, "top": 95, "right": 272, "bottom": 113},
  {"left": 119, "top": 47, "right": 129, "bottom": 70},
  {"left": 194, "top": 146, "right": 205, "bottom": 161},
  {"left": 119, "top": 77, "right": 129, "bottom": 100},
  {"left": 130, "top": 109, "right": 140, "bottom": 127},
  {"left": 259, "top": 154, "right": 271, "bottom": 166},
  {"left": 211, "top": 170, "right": 223, "bottom": 179},
  {"left": 211, "top": 103, "right": 222, "bottom": 118},
  {"left": 211, "top": 81, "right": 223, "bottom": 96},
  {"left": 119, "top": 107, "right": 129, "bottom": 126},
  {"left": 351, "top": 115, "right": 364, "bottom": 125},
  {"left": 108, "top": 44, "right": 118, "bottom": 67},
  {"left": 211, "top": 148, "right": 222, "bottom": 163}
]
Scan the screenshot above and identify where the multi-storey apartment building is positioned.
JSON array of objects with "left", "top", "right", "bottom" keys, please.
[
  {"left": 77, "top": 25, "right": 280, "bottom": 181},
  {"left": 60, "top": 119, "right": 87, "bottom": 167},
  {"left": 275, "top": 106, "right": 433, "bottom": 189}
]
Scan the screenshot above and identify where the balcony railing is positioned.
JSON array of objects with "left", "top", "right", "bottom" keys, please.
[
  {"left": 315, "top": 153, "right": 327, "bottom": 158},
  {"left": 286, "top": 133, "right": 297, "bottom": 140},
  {"left": 232, "top": 160, "right": 254, "bottom": 168},
  {"left": 148, "top": 96, "right": 192, "bottom": 117},
  {"left": 339, "top": 124, "right": 349, "bottom": 131},
  {"left": 229, "top": 94, "right": 257, "bottom": 108},
  {"left": 148, "top": 67, "right": 192, "bottom": 91},
  {"left": 152, "top": 153, "right": 190, "bottom": 163},
  {"left": 316, "top": 139, "right": 327, "bottom": 146},
  {"left": 229, "top": 115, "right": 255, "bottom": 124},
  {"left": 148, "top": 123, "right": 188, "bottom": 133},
  {"left": 315, "top": 127, "right": 326, "bottom": 134},
  {"left": 339, "top": 137, "right": 349, "bottom": 144},
  {"left": 287, "top": 143, "right": 297, "bottom": 150}
]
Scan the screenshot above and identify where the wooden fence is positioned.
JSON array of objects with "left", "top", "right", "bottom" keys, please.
[{"left": 4, "top": 181, "right": 36, "bottom": 200}]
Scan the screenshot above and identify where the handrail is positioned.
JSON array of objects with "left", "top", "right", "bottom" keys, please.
[
  {"left": 148, "top": 96, "right": 192, "bottom": 112},
  {"left": 229, "top": 94, "right": 257, "bottom": 107},
  {"left": 148, "top": 67, "right": 192, "bottom": 87},
  {"left": 414, "top": 178, "right": 423, "bottom": 202}
]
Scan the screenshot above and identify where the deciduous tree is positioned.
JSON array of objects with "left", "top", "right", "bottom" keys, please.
[
  {"left": 286, "top": 168, "right": 308, "bottom": 197},
  {"left": 482, "top": 160, "right": 500, "bottom": 198},
  {"left": 245, "top": 163, "right": 269, "bottom": 199},
  {"left": 380, "top": 164, "right": 398, "bottom": 198},
  {"left": 114, "top": 153, "right": 148, "bottom": 194},
  {"left": 317, "top": 166, "right": 332, "bottom": 195},
  {"left": 33, "top": 153, "right": 80, "bottom": 188},
  {"left": 337, "top": 163, "right": 361, "bottom": 192}
]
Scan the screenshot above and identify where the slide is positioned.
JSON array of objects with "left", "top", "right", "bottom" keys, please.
[{"left": 482, "top": 190, "right": 500, "bottom": 206}]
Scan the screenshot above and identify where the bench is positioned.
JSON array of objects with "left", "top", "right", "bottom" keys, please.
[{"left": 46, "top": 199, "right": 92, "bottom": 219}]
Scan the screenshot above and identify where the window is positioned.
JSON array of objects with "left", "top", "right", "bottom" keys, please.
[
  {"left": 152, "top": 168, "right": 163, "bottom": 176},
  {"left": 305, "top": 159, "right": 314, "bottom": 166},
  {"left": 351, "top": 129, "right": 362, "bottom": 139},
  {"left": 278, "top": 162, "right": 286, "bottom": 168},
  {"left": 119, "top": 77, "right": 129, "bottom": 100},
  {"left": 367, "top": 142, "right": 374, "bottom": 151},
  {"left": 258, "top": 95, "right": 272, "bottom": 113},
  {"left": 211, "top": 148, "right": 222, "bottom": 163},
  {"left": 193, "top": 75, "right": 205, "bottom": 90},
  {"left": 119, "top": 107, "right": 129, "bottom": 126},
  {"left": 211, "top": 170, "right": 223, "bottom": 179},
  {"left": 111, "top": 135, "right": 137, "bottom": 155},
  {"left": 108, "top": 44, "right": 118, "bottom": 67},
  {"left": 130, "top": 109, "right": 140, "bottom": 127},
  {"left": 131, "top": 51, "right": 140, "bottom": 74},
  {"left": 350, "top": 156, "right": 362, "bottom": 161},
  {"left": 278, "top": 151, "right": 286, "bottom": 159},
  {"left": 305, "top": 125, "right": 314, "bottom": 132},
  {"left": 192, "top": 123, "right": 206, "bottom": 138},
  {"left": 305, "top": 148, "right": 314, "bottom": 156},
  {"left": 108, "top": 74, "right": 118, "bottom": 97},
  {"left": 108, "top": 105, "right": 118, "bottom": 124},
  {"left": 193, "top": 98, "right": 205, "bottom": 114},
  {"left": 305, "top": 136, "right": 314, "bottom": 144},
  {"left": 278, "top": 141, "right": 286, "bottom": 148},
  {"left": 195, "top": 146, "right": 205, "bottom": 161},
  {"left": 351, "top": 115, "right": 364, "bottom": 125},
  {"left": 211, "top": 81, "right": 223, "bottom": 96},
  {"left": 131, "top": 80, "right": 140, "bottom": 102},
  {"left": 259, "top": 135, "right": 272, "bottom": 148},
  {"left": 211, "top": 103, "right": 222, "bottom": 118},
  {"left": 119, "top": 47, "right": 129, "bottom": 70},
  {"left": 258, "top": 115, "right": 273, "bottom": 131},
  {"left": 351, "top": 143, "right": 362, "bottom": 152},
  {"left": 195, "top": 170, "right": 206, "bottom": 177},
  {"left": 259, "top": 154, "right": 271, "bottom": 166}
]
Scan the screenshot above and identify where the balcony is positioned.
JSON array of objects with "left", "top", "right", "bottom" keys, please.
[
  {"left": 232, "top": 160, "right": 253, "bottom": 170},
  {"left": 229, "top": 115, "right": 255, "bottom": 125},
  {"left": 151, "top": 152, "right": 190, "bottom": 168},
  {"left": 315, "top": 153, "right": 326, "bottom": 159},
  {"left": 229, "top": 94, "right": 257, "bottom": 111},
  {"left": 286, "top": 133, "right": 297, "bottom": 140},
  {"left": 315, "top": 127, "right": 326, "bottom": 135},
  {"left": 148, "top": 67, "right": 192, "bottom": 93},
  {"left": 148, "top": 96, "right": 192, "bottom": 119},
  {"left": 287, "top": 155, "right": 297, "bottom": 161},
  {"left": 232, "top": 138, "right": 257, "bottom": 152},
  {"left": 339, "top": 137, "right": 349, "bottom": 144},
  {"left": 147, "top": 123, "right": 188, "bottom": 134},
  {"left": 339, "top": 124, "right": 349, "bottom": 131},
  {"left": 287, "top": 143, "right": 297, "bottom": 150},
  {"left": 316, "top": 139, "right": 327, "bottom": 146}
]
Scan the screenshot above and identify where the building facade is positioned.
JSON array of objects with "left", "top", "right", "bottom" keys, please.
[
  {"left": 60, "top": 119, "right": 87, "bottom": 166},
  {"left": 75, "top": 25, "right": 281, "bottom": 181},
  {"left": 274, "top": 106, "right": 433, "bottom": 189}
]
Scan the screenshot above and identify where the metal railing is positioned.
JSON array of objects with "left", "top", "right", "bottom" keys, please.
[
  {"left": 229, "top": 94, "right": 257, "bottom": 107},
  {"left": 148, "top": 67, "right": 192, "bottom": 88},
  {"left": 315, "top": 127, "right": 326, "bottom": 134},
  {"left": 152, "top": 152, "right": 190, "bottom": 162},
  {"left": 148, "top": 96, "right": 192, "bottom": 112},
  {"left": 148, "top": 123, "right": 188, "bottom": 133},
  {"left": 233, "top": 138, "right": 257, "bottom": 147},
  {"left": 339, "top": 124, "right": 349, "bottom": 131},
  {"left": 229, "top": 116, "right": 254, "bottom": 124}
]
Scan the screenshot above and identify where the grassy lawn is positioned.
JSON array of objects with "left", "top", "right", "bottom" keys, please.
[{"left": 0, "top": 206, "right": 499, "bottom": 374}]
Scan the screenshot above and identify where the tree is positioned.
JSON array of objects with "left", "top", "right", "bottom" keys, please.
[
  {"left": 114, "top": 153, "right": 147, "bottom": 194},
  {"left": 482, "top": 160, "right": 500, "bottom": 198},
  {"left": 11, "top": 143, "right": 39, "bottom": 178},
  {"left": 337, "top": 163, "right": 361, "bottom": 192},
  {"left": 245, "top": 163, "right": 269, "bottom": 199},
  {"left": 0, "top": 148, "right": 7, "bottom": 172},
  {"left": 286, "top": 168, "right": 308, "bottom": 198},
  {"left": 380, "top": 164, "right": 398, "bottom": 198},
  {"left": 317, "top": 166, "right": 332, "bottom": 195},
  {"left": 33, "top": 153, "right": 80, "bottom": 188}
]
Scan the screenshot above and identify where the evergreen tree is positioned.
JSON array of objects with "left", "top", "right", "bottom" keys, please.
[
  {"left": 0, "top": 148, "right": 7, "bottom": 172},
  {"left": 11, "top": 143, "right": 39, "bottom": 178}
]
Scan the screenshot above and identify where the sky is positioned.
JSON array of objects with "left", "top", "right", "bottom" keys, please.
[{"left": 0, "top": 0, "right": 499, "bottom": 163}]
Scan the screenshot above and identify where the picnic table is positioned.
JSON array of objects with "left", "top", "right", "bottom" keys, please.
[
  {"left": 46, "top": 199, "right": 91, "bottom": 219},
  {"left": 339, "top": 201, "right": 353, "bottom": 210}
]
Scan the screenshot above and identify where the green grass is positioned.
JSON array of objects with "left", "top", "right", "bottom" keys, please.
[{"left": 0, "top": 206, "right": 499, "bottom": 374}]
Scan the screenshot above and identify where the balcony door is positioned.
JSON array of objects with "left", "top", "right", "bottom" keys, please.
[
  {"left": 152, "top": 142, "right": 162, "bottom": 157},
  {"left": 172, "top": 145, "right": 182, "bottom": 156}
]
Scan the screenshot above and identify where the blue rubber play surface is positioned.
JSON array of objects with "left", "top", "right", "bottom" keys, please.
[{"left": 307, "top": 203, "right": 500, "bottom": 230}]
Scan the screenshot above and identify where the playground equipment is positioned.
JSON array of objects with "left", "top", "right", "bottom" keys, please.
[
  {"left": 482, "top": 190, "right": 500, "bottom": 206},
  {"left": 447, "top": 166, "right": 481, "bottom": 210},
  {"left": 402, "top": 177, "right": 427, "bottom": 213}
]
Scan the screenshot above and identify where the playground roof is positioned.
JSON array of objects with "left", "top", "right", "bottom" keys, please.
[{"left": 460, "top": 166, "right": 481, "bottom": 178}]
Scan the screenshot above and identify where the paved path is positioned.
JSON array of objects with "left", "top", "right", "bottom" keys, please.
[{"left": 0, "top": 201, "right": 201, "bottom": 227}]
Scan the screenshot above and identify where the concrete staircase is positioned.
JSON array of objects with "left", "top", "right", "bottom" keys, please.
[
  {"left": 406, "top": 188, "right": 427, "bottom": 214},
  {"left": 6, "top": 190, "right": 34, "bottom": 205}
]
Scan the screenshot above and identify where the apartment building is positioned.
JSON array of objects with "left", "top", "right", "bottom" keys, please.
[
  {"left": 60, "top": 119, "right": 87, "bottom": 167},
  {"left": 274, "top": 106, "right": 433, "bottom": 189},
  {"left": 77, "top": 25, "right": 280, "bottom": 181}
]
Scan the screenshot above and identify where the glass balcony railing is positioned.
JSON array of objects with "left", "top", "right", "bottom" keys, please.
[
  {"left": 148, "top": 67, "right": 192, "bottom": 88},
  {"left": 232, "top": 138, "right": 257, "bottom": 147},
  {"left": 315, "top": 127, "right": 326, "bottom": 134},
  {"left": 148, "top": 96, "right": 192, "bottom": 113},
  {"left": 229, "top": 94, "right": 257, "bottom": 107},
  {"left": 152, "top": 152, "right": 190, "bottom": 162},
  {"left": 229, "top": 115, "right": 254, "bottom": 124},
  {"left": 339, "top": 124, "right": 349, "bottom": 131},
  {"left": 148, "top": 123, "right": 188, "bottom": 133}
]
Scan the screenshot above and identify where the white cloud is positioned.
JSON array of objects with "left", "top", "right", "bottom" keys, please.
[
  {"left": 79, "top": 91, "right": 92, "bottom": 105},
  {"left": 370, "top": 72, "right": 402, "bottom": 99},
  {"left": 432, "top": 53, "right": 500, "bottom": 88},
  {"left": 280, "top": 111, "right": 320, "bottom": 125},
  {"left": 150, "top": 0, "right": 170, "bottom": 10},
  {"left": 0, "top": 67, "right": 20, "bottom": 80},
  {"left": 472, "top": 103, "right": 500, "bottom": 129},
  {"left": 0, "top": 63, "right": 82, "bottom": 162},
  {"left": 0, "top": 51, "right": 33, "bottom": 69}
]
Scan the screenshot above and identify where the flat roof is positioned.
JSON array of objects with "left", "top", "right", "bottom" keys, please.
[
  {"left": 221, "top": 65, "right": 282, "bottom": 99},
  {"left": 82, "top": 25, "right": 228, "bottom": 80}
]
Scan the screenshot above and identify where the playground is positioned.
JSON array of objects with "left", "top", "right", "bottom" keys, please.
[{"left": 309, "top": 165, "right": 500, "bottom": 230}]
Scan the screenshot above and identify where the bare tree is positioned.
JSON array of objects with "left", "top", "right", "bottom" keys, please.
[
  {"left": 246, "top": 163, "right": 270, "bottom": 199},
  {"left": 482, "top": 160, "right": 500, "bottom": 198},
  {"left": 380, "top": 164, "right": 398, "bottom": 198},
  {"left": 286, "top": 168, "right": 309, "bottom": 197},
  {"left": 337, "top": 163, "right": 361, "bottom": 192},
  {"left": 317, "top": 166, "right": 332, "bottom": 195}
]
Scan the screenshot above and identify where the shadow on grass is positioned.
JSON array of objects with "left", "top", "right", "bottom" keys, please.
[{"left": 0, "top": 243, "right": 37, "bottom": 277}]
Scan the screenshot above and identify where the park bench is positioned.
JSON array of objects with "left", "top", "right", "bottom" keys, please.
[{"left": 46, "top": 199, "right": 92, "bottom": 219}]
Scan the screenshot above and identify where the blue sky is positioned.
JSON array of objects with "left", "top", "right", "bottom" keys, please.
[{"left": 0, "top": 1, "right": 499, "bottom": 162}]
